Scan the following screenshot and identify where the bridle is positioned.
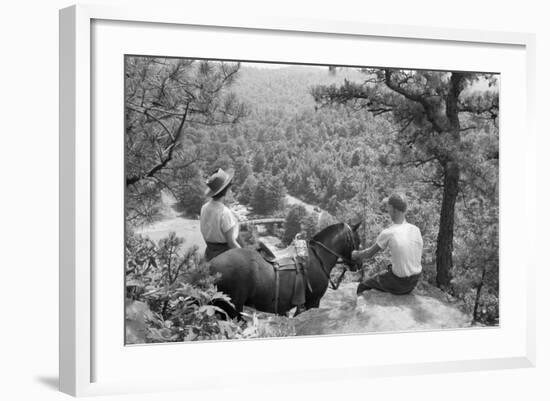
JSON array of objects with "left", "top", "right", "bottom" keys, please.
[{"left": 308, "top": 223, "right": 358, "bottom": 290}]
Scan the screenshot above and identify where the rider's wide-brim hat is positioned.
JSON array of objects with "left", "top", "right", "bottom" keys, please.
[{"left": 204, "top": 168, "right": 235, "bottom": 197}]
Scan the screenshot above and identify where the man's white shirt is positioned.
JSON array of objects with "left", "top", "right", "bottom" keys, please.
[{"left": 376, "top": 220, "right": 423, "bottom": 277}]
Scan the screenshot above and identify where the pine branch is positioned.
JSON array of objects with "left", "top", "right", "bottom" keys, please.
[{"left": 126, "top": 103, "right": 190, "bottom": 186}]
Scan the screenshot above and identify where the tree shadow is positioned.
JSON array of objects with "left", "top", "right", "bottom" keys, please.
[{"left": 35, "top": 376, "right": 58, "bottom": 391}]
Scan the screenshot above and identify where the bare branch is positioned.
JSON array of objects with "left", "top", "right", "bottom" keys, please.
[{"left": 127, "top": 105, "right": 175, "bottom": 141}]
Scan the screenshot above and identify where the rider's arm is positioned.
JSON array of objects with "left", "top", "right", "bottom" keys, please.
[
  {"left": 352, "top": 243, "right": 381, "bottom": 261},
  {"left": 224, "top": 225, "right": 241, "bottom": 249},
  {"left": 220, "top": 207, "right": 241, "bottom": 249}
]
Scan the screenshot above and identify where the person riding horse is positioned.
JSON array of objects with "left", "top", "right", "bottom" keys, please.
[
  {"left": 200, "top": 168, "right": 363, "bottom": 318},
  {"left": 200, "top": 168, "right": 241, "bottom": 261}
]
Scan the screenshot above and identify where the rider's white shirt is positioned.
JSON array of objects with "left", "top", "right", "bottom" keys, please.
[
  {"left": 376, "top": 220, "right": 423, "bottom": 277},
  {"left": 200, "top": 200, "right": 238, "bottom": 244}
]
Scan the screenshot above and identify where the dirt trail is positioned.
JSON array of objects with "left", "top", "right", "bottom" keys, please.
[{"left": 134, "top": 191, "right": 206, "bottom": 252}]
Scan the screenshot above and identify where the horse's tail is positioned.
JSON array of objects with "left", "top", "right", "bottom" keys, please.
[{"left": 210, "top": 297, "right": 239, "bottom": 320}]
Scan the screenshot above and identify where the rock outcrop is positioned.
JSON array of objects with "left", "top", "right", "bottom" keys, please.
[{"left": 292, "top": 282, "right": 471, "bottom": 336}]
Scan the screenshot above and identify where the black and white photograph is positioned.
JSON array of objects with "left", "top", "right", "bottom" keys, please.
[
  {"left": 124, "top": 56, "right": 499, "bottom": 344},
  {"left": 5, "top": 0, "right": 550, "bottom": 399}
]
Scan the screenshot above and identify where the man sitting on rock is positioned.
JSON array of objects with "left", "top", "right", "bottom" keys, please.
[{"left": 352, "top": 193, "right": 423, "bottom": 296}]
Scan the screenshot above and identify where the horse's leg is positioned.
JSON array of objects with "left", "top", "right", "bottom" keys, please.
[
  {"left": 210, "top": 249, "right": 257, "bottom": 320},
  {"left": 293, "top": 305, "right": 307, "bottom": 317},
  {"left": 304, "top": 296, "right": 322, "bottom": 310}
]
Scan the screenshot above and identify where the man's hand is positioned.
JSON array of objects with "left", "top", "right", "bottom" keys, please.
[
  {"left": 352, "top": 250, "right": 363, "bottom": 261},
  {"left": 353, "top": 244, "right": 382, "bottom": 262}
]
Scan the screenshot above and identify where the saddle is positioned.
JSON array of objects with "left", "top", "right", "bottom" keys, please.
[
  {"left": 257, "top": 241, "right": 297, "bottom": 264},
  {"left": 257, "top": 241, "right": 310, "bottom": 314}
]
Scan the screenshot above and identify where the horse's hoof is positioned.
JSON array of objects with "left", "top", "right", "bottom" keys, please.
[
  {"left": 356, "top": 283, "right": 368, "bottom": 295},
  {"left": 293, "top": 306, "right": 306, "bottom": 317}
]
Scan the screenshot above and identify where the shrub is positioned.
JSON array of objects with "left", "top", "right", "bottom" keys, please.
[
  {"left": 125, "top": 233, "right": 247, "bottom": 343},
  {"left": 283, "top": 205, "right": 306, "bottom": 244}
]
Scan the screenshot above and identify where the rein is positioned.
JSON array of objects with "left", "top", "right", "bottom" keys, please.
[
  {"left": 309, "top": 244, "right": 341, "bottom": 290},
  {"left": 309, "top": 239, "right": 356, "bottom": 267},
  {"left": 308, "top": 224, "right": 357, "bottom": 290}
]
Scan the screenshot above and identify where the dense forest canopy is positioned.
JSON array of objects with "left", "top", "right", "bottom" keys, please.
[{"left": 125, "top": 58, "right": 500, "bottom": 336}]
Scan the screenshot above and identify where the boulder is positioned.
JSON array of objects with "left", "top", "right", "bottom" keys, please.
[{"left": 293, "top": 282, "right": 471, "bottom": 336}]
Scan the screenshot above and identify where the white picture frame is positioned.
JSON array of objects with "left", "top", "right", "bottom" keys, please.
[{"left": 59, "top": 3, "right": 536, "bottom": 397}]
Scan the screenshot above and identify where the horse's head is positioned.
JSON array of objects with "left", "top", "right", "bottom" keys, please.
[
  {"left": 311, "top": 221, "right": 362, "bottom": 271},
  {"left": 342, "top": 221, "right": 361, "bottom": 271}
]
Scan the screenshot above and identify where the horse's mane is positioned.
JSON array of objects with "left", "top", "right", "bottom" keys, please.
[{"left": 311, "top": 222, "right": 345, "bottom": 242}]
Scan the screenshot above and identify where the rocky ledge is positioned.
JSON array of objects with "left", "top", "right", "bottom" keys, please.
[{"left": 291, "top": 282, "right": 472, "bottom": 336}]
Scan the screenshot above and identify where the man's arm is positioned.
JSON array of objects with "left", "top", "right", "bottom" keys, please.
[
  {"left": 224, "top": 225, "right": 241, "bottom": 249},
  {"left": 352, "top": 243, "right": 381, "bottom": 262}
]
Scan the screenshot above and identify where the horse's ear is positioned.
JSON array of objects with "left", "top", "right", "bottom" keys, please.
[{"left": 351, "top": 220, "right": 362, "bottom": 232}]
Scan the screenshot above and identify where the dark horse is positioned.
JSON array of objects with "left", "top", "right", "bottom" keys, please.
[{"left": 209, "top": 222, "right": 361, "bottom": 319}]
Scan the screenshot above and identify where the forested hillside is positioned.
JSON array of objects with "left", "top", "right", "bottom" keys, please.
[{"left": 125, "top": 59, "right": 499, "bottom": 344}]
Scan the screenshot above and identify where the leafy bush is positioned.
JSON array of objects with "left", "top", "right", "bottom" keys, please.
[
  {"left": 283, "top": 205, "right": 306, "bottom": 244},
  {"left": 125, "top": 232, "right": 298, "bottom": 343},
  {"left": 452, "top": 198, "right": 499, "bottom": 325},
  {"left": 145, "top": 283, "right": 241, "bottom": 342},
  {"left": 126, "top": 233, "right": 247, "bottom": 343}
]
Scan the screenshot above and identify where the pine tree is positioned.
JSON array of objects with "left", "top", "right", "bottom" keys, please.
[
  {"left": 283, "top": 205, "right": 307, "bottom": 245},
  {"left": 312, "top": 70, "right": 498, "bottom": 287}
]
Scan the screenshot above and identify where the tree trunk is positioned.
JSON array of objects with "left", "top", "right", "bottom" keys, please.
[
  {"left": 472, "top": 266, "right": 487, "bottom": 323},
  {"left": 436, "top": 160, "right": 459, "bottom": 287}
]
